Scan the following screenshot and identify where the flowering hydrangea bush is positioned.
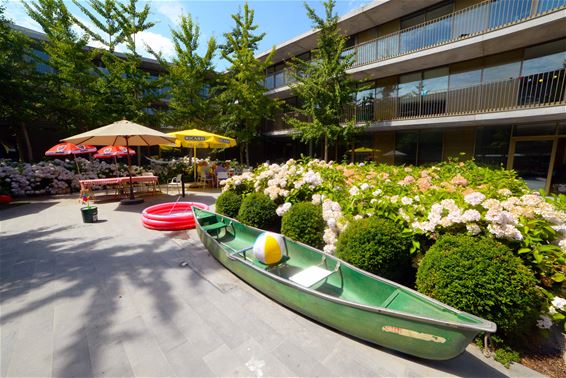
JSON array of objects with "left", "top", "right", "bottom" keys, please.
[
  {"left": 223, "top": 158, "right": 565, "bottom": 288},
  {"left": 0, "top": 158, "right": 144, "bottom": 196}
]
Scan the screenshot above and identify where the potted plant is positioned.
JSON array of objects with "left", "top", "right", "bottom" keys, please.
[
  {"left": 0, "top": 183, "right": 12, "bottom": 204},
  {"left": 79, "top": 194, "right": 98, "bottom": 223}
]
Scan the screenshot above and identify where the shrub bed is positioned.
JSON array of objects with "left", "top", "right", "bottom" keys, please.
[
  {"left": 281, "top": 202, "right": 325, "bottom": 249},
  {"left": 336, "top": 217, "right": 411, "bottom": 282},
  {"left": 238, "top": 192, "right": 280, "bottom": 231},
  {"left": 416, "top": 234, "right": 542, "bottom": 337},
  {"left": 215, "top": 190, "right": 242, "bottom": 219}
]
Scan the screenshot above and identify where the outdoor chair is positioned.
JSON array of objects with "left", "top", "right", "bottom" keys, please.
[
  {"left": 165, "top": 174, "right": 182, "bottom": 194},
  {"left": 198, "top": 173, "right": 214, "bottom": 188},
  {"left": 216, "top": 171, "right": 229, "bottom": 187}
]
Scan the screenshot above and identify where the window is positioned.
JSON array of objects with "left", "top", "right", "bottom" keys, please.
[
  {"left": 449, "top": 69, "right": 482, "bottom": 90},
  {"left": 400, "top": 1, "right": 454, "bottom": 53},
  {"left": 474, "top": 126, "right": 511, "bottom": 167},
  {"left": 356, "top": 85, "right": 375, "bottom": 121},
  {"left": 522, "top": 39, "right": 566, "bottom": 76},
  {"left": 395, "top": 131, "right": 418, "bottom": 165},
  {"left": 418, "top": 130, "right": 443, "bottom": 164},
  {"left": 482, "top": 61, "right": 521, "bottom": 83}
]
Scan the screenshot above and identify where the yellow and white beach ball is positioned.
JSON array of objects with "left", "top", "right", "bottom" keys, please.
[{"left": 253, "top": 232, "right": 285, "bottom": 265}]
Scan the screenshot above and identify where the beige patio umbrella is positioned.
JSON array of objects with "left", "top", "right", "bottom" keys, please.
[{"left": 63, "top": 120, "right": 176, "bottom": 204}]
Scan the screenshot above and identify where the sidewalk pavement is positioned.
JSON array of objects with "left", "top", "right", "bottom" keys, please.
[{"left": 0, "top": 192, "right": 543, "bottom": 377}]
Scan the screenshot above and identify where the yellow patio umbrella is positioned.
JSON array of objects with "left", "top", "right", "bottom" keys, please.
[{"left": 163, "top": 129, "right": 237, "bottom": 181}]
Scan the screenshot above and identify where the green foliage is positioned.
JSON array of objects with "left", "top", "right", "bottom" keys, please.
[
  {"left": 238, "top": 192, "right": 279, "bottom": 231},
  {"left": 416, "top": 235, "right": 542, "bottom": 337},
  {"left": 336, "top": 217, "right": 411, "bottom": 282},
  {"left": 149, "top": 14, "right": 218, "bottom": 130},
  {"left": 216, "top": 2, "right": 278, "bottom": 166},
  {"left": 215, "top": 190, "right": 242, "bottom": 219},
  {"left": 281, "top": 202, "right": 325, "bottom": 249},
  {"left": 286, "top": 0, "right": 360, "bottom": 161},
  {"left": 494, "top": 347, "right": 521, "bottom": 369}
]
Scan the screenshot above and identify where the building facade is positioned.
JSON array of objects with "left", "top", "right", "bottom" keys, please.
[{"left": 258, "top": 0, "right": 566, "bottom": 194}]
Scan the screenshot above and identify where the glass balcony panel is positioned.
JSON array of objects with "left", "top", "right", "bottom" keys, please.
[
  {"left": 488, "top": 0, "right": 532, "bottom": 29},
  {"left": 264, "top": 74, "right": 274, "bottom": 90},
  {"left": 274, "top": 71, "right": 286, "bottom": 88},
  {"left": 536, "top": 0, "right": 566, "bottom": 13},
  {"left": 452, "top": 3, "right": 490, "bottom": 38}
]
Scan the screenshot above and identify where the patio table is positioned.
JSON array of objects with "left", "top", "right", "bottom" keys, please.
[{"left": 79, "top": 176, "right": 158, "bottom": 199}]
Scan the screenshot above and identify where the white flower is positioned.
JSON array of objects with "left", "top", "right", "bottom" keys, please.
[
  {"left": 549, "top": 306, "right": 557, "bottom": 315},
  {"left": 275, "top": 202, "right": 292, "bottom": 216},
  {"left": 349, "top": 186, "right": 359, "bottom": 196},
  {"left": 462, "top": 209, "right": 481, "bottom": 223},
  {"left": 464, "top": 192, "right": 486, "bottom": 206},
  {"left": 353, "top": 215, "right": 363, "bottom": 220},
  {"left": 401, "top": 196, "right": 413, "bottom": 205},
  {"left": 360, "top": 183, "right": 369, "bottom": 191},
  {"left": 559, "top": 239, "right": 566, "bottom": 252},
  {"left": 551, "top": 297, "right": 566, "bottom": 311},
  {"left": 466, "top": 223, "right": 481, "bottom": 235},
  {"left": 372, "top": 189, "right": 382, "bottom": 197},
  {"left": 311, "top": 194, "right": 323, "bottom": 205},
  {"left": 497, "top": 188, "right": 512, "bottom": 196},
  {"left": 536, "top": 315, "right": 553, "bottom": 329}
]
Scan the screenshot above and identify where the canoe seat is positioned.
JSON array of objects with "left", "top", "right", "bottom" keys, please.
[
  {"left": 202, "top": 222, "right": 228, "bottom": 232},
  {"left": 382, "top": 289, "right": 401, "bottom": 308},
  {"left": 289, "top": 266, "right": 334, "bottom": 288}
]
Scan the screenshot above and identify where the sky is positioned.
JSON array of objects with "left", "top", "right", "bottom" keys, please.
[{"left": 4, "top": 0, "right": 371, "bottom": 70}]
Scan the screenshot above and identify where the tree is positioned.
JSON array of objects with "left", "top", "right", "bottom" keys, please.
[
  {"left": 74, "top": 0, "right": 162, "bottom": 126},
  {"left": 24, "top": 0, "right": 101, "bottom": 133},
  {"left": 0, "top": 5, "right": 46, "bottom": 161},
  {"left": 150, "top": 14, "right": 217, "bottom": 130},
  {"left": 217, "top": 2, "right": 277, "bottom": 166},
  {"left": 286, "top": 0, "right": 359, "bottom": 161}
]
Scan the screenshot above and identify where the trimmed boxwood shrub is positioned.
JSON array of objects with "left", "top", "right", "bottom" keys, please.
[
  {"left": 416, "top": 234, "right": 542, "bottom": 337},
  {"left": 336, "top": 217, "right": 411, "bottom": 282},
  {"left": 215, "top": 190, "right": 242, "bottom": 219},
  {"left": 281, "top": 202, "right": 325, "bottom": 249},
  {"left": 237, "top": 192, "right": 279, "bottom": 231}
]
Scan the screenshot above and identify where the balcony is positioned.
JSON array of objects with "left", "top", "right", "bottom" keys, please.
[
  {"left": 263, "top": 0, "right": 566, "bottom": 92},
  {"left": 263, "top": 68, "right": 566, "bottom": 134}
]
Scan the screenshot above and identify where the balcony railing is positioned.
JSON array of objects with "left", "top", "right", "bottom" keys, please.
[
  {"left": 263, "top": 0, "right": 566, "bottom": 91},
  {"left": 346, "top": 68, "right": 566, "bottom": 122},
  {"left": 263, "top": 69, "right": 566, "bottom": 133}
]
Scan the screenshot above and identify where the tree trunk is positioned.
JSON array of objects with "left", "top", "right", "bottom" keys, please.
[
  {"left": 309, "top": 141, "right": 313, "bottom": 157},
  {"left": 351, "top": 141, "right": 355, "bottom": 163},
  {"left": 20, "top": 122, "right": 33, "bottom": 162},
  {"left": 239, "top": 144, "right": 244, "bottom": 166},
  {"left": 334, "top": 140, "right": 338, "bottom": 162},
  {"left": 323, "top": 134, "right": 328, "bottom": 162},
  {"left": 245, "top": 142, "right": 250, "bottom": 167}
]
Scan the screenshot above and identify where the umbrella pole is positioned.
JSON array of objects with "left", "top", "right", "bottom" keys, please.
[
  {"left": 193, "top": 145, "right": 197, "bottom": 182},
  {"left": 125, "top": 136, "right": 135, "bottom": 200},
  {"left": 73, "top": 154, "right": 81, "bottom": 174}
]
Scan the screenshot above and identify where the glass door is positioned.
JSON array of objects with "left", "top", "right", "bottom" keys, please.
[
  {"left": 510, "top": 140, "right": 554, "bottom": 191},
  {"left": 550, "top": 138, "right": 566, "bottom": 194}
]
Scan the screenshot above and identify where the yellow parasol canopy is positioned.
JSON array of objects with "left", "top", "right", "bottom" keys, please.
[
  {"left": 161, "top": 129, "right": 237, "bottom": 181},
  {"left": 166, "top": 129, "right": 237, "bottom": 149}
]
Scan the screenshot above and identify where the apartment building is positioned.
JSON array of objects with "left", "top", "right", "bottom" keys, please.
[{"left": 258, "top": 0, "right": 566, "bottom": 194}]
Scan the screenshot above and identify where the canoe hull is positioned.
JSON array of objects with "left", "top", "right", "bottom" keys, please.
[{"left": 196, "top": 225, "right": 481, "bottom": 360}]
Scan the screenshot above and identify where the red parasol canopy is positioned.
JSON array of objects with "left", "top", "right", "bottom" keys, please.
[
  {"left": 45, "top": 142, "right": 97, "bottom": 156},
  {"left": 93, "top": 145, "right": 136, "bottom": 159}
]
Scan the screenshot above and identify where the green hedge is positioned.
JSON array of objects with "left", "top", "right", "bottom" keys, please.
[
  {"left": 238, "top": 192, "right": 279, "bottom": 231},
  {"left": 416, "top": 234, "right": 542, "bottom": 337},
  {"left": 281, "top": 202, "right": 325, "bottom": 249},
  {"left": 336, "top": 217, "right": 411, "bottom": 282},
  {"left": 215, "top": 190, "right": 242, "bottom": 219}
]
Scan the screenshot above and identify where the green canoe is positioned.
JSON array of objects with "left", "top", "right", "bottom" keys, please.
[{"left": 193, "top": 207, "right": 496, "bottom": 360}]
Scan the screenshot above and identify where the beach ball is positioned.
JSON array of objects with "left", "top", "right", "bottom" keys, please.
[{"left": 253, "top": 232, "right": 285, "bottom": 265}]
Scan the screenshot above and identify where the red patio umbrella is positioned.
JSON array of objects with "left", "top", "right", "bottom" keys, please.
[
  {"left": 93, "top": 145, "right": 135, "bottom": 159},
  {"left": 45, "top": 142, "right": 96, "bottom": 173},
  {"left": 93, "top": 145, "right": 136, "bottom": 165}
]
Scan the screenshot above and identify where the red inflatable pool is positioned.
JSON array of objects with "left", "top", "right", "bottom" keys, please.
[{"left": 141, "top": 202, "right": 209, "bottom": 231}]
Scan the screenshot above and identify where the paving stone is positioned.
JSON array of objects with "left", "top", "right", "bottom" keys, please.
[{"left": 0, "top": 194, "right": 544, "bottom": 378}]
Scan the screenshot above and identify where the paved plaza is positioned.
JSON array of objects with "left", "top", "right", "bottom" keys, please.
[{"left": 0, "top": 192, "right": 542, "bottom": 377}]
